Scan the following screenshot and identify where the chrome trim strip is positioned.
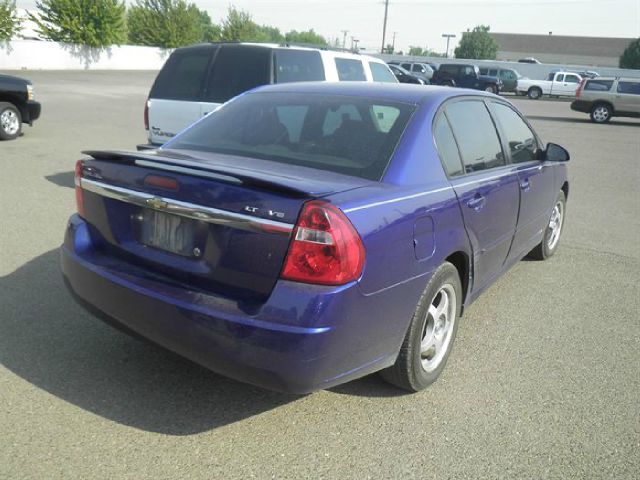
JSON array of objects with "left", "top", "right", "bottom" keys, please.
[{"left": 80, "top": 178, "right": 294, "bottom": 235}]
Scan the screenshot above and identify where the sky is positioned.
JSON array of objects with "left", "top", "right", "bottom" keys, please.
[{"left": 16, "top": 0, "right": 640, "bottom": 53}]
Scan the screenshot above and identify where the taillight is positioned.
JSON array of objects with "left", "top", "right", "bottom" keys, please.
[
  {"left": 576, "top": 79, "right": 586, "bottom": 98},
  {"left": 281, "top": 200, "right": 365, "bottom": 286},
  {"left": 74, "top": 160, "right": 85, "bottom": 218},
  {"left": 144, "top": 99, "right": 149, "bottom": 130}
]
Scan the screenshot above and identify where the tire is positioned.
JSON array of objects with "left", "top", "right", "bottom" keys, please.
[
  {"left": 0, "top": 102, "right": 22, "bottom": 140},
  {"left": 484, "top": 85, "right": 497, "bottom": 94},
  {"left": 590, "top": 103, "right": 612, "bottom": 123},
  {"left": 442, "top": 80, "right": 454, "bottom": 87},
  {"left": 381, "top": 262, "right": 462, "bottom": 392},
  {"left": 528, "top": 191, "right": 566, "bottom": 260},
  {"left": 527, "top": 87, "right": 542, "bottom": 100}
]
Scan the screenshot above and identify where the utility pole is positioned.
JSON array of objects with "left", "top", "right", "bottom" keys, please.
[
  {"left": 341, "top": 30, "right": 349, "bottom": 49},
  {"left": 442, "top": 33, "right": 456, "bottom": 58},
  {"left": 350, "top": 36, "right": 355, "bottom": 51},
  {"left": 380, "top": 0, "right": 389, "bottom": 54},
  {"left": 391, "top": 31, "right": 397, "bottom": 53}
]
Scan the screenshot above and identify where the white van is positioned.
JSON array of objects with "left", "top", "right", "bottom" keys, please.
[{"left": 139, "top": 43, "right": 398, "bottom": 149}]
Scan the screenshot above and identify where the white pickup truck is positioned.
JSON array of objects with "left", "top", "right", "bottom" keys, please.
[{"left": 516, "top": 71, "right": 582, "bottom": 99}]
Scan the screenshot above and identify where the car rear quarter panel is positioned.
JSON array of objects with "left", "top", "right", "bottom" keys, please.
[{"left": 329, "top": 102, "right": 471, "bottom": 339}]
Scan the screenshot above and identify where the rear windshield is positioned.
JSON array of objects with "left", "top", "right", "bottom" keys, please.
[
  {"left": 167, "top": 92, "right": 415, "bottom": 180},
  {"left": 150, "top": 46, "right": 213, "bottom": 100},
  {"left": 585, "top": 80, "right": 614, "bottom": 91}
]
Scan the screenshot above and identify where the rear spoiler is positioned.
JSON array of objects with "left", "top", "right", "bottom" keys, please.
[{"left": 82, "top": 149, "right": 313, "bottom": 198}]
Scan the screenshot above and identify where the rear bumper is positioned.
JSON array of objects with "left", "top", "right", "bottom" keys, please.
[
  {"left": 61, "top": 215, "right": 406, "bottom": 393},
  {"left": 570, "top": 100, "right": 592, "bottom": 113}
]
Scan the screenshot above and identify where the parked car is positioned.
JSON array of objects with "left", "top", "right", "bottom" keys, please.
[
  {"left": 431, "top": 64, "right": 502, "bottom": 94},
  {"left": 140, "top": 43, "right": 397, "bottom": 150},
  {"left": 571, "top": 77, "right": 640, "bottom": 123},
  {"left": 393, "top": 61, "right": 434, "bottom": 82},
  {"left": 63, "top": 83, "right": 569, "bottom": 394},
  {"left": 516, "top": 71, "right": 582, "bottom": 99},
  {"left": 0, "top": 73, "right": 41, "bottom": 140},
  {"left": 388, "top": 64, "right": 425, "bottom": 84},
  {"left": 479, "top": 66, "right": 521, "bottom": 93},
  {"left": 518, "top": 57, "right": 541, "bottom": 64}
]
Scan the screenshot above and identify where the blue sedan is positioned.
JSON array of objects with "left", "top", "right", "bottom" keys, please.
[{"left": 61, "top": 83, "right": 569, "bottom": 393}]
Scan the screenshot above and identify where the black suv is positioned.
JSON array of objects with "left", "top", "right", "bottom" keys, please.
[
  {"left": 0, "top": 74, "right": 41, "bottom": 140},
  {"left": 431, "top": 64, "right": 502, "bottom": 94}
]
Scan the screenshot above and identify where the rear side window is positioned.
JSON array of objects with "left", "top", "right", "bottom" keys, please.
[
  {"left": 335, "top": 58, "right": 366, "bottom": 81},
  {"left": 585, "top": 80, "right": 614, "bottom": 91},
  {"left": 204, "top": 46, "right": 271, "bottom": 103},
  {"left": 150, "top": 47, "right": 212, "bottom": 100},
  {"left": 433, "top": 115, "right": 464, "bottom": 177},
  {"left": 491, "top": 103, "right": 538, "bottom": 164},
  {"left": 369, "top": 62, "right": 397, "bottom": 83},
  {"left": 556, "top": 74, "right": 565, "bottom": 82},
  {"left": 274, "top": 50, "right": 325, "bottom": 83},
  {"left": 617, "top": 81, "right": 640, "bottom": 95},
  {"left": 168, "top": 92, "right": 415, "bottom": 181},
  {"left": 445, "top": 100, "right": 505, "bottom": 173},
  {"left": 440, "top": 65, "right": 458, "bottom": 75}
]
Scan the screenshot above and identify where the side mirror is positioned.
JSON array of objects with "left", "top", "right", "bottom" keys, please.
[{"left": 544, "top": 142, "right": 570, "bottom": 162}]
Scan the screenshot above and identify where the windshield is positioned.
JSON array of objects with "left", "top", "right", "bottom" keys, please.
[{"left": 166, "top": 92, "right": 416, "bottom": 181}]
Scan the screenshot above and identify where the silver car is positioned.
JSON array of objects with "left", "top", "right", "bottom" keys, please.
[{"left": 571, "top": 77, "right": 640, "bottom": 123}]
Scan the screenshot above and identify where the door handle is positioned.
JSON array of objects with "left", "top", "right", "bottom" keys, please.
[
  {"left": 466, "top": 194, "right": 486, "bottom": 211},
  {"left": 520, "top": 178, "right": 531, "bottom": 191}
]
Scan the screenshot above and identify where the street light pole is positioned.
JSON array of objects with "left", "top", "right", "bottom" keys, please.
[
  {"left": 381, "top": 0, "right": 389, "bottom": 53},
  {"left": 392, "top": 31, "right": 397, "bottom": 53},
  {"left": 341, "top": 30, "right": 349, "bottom": 49},
  {"left": 442, "top": 33, "right": 456, "bottom": 58}
]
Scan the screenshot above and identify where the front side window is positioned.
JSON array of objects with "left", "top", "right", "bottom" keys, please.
[
  {"left": 335, "top": 58, "right": 366, "bottom": 81},
  {"left": 445, "top": 100, "right": 504, "bottom": 173},
  {"left": 617, "top": 81, "right": 640, "bottom": 95},
  {"left": 167, "top": 93, "right": 415, "bottom": 181},
  {"left": 274, "top": 50, "right": 325, "bottom": 83},
  {"left": 491, "top": 103, "right": 538, "bottom": 164},
  {"left": 369, "top": 62, "right": 397, "bottom": 83},
  {"left": 433, "top": 114, "right": 464, "bottom": 177},
  {"left": 565, "top": 74, "right": 580, "bottom": 84}
]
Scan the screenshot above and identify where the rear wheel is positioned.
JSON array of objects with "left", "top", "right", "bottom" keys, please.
[
  {"left": 484, "top": 85, "right": 497, "bottom": 94},
  {"left": 529, "top": 191, "right": 566, "bottom": 260},
  {"left": 527, "top": 87, "right": 542, "bottom": 100},
  {"left": 0, "top": 102, "right": 22, "bottom": 140},
  {"left": 590, "top": 103, "right": 612, "bottom": 123},
  {"left": 381, "top": 262, "right": 462, "bottom": 392}
]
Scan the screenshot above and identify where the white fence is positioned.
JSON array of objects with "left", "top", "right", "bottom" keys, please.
[{"left": 0, "top": 39, "right": 169, "bottom": 70}]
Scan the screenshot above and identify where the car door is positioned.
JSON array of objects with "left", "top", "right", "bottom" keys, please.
[
  {"left": 443, "top": 99, "right": 520, "bottom": 291},
  {"left": 614, "top": 80, "right": 640, "bottom": 113},
  {"left": 458, "top": 65, "right": 476, "bottom": 88},
  {"left": 489, "top": 101, "right": 556, "bottom": 260},
  {"left": 562, "top": 74, "right": 581, "bottom": 96}
]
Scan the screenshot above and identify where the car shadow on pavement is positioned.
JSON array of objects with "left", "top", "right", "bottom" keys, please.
[
  {"left": 0, "top": 249, "right": 297, "bottom": 435},
  {"left": 45, "top": 171, "right": 74, "bottom": 189}
]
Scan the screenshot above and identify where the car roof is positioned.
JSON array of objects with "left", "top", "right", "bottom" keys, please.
[
  {"left": 588, "top": 77, "right": 639, "bottom": 81},
  {"left": 248, "top": 82, "right": 496, "bottom": 105}
]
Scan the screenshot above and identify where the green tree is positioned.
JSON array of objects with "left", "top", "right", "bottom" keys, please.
[
  {"left": 29, "top": 0, "right": 126, "bottom": 47},
  {"left": 198, "top": 9, "right": 220, "bottom": 43},
  {"left": 619, "top": 38, "right": 640, "bottom": 69},
  {"left": 284, "top": 29, "right": 327, "bottom": 46},
  {"left": 220, "top": 6, "right": 258, "bottom": 41},
  {"left": 0, "top": 0, "right": 21, "bottom": 41},
  {"left": 454, "top": 25, "right": 498, "bottom": 60},
  {"left": 127, "top": 0, "right": 206, "bottom": 48},
  {"left": 255, "top": 24, "right": 284, "bottom": 43},
  {"left": 408, "top": 45, "right": 444, "bottom": 57}
]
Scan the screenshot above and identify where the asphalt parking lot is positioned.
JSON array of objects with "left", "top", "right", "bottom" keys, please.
[{"left": 1, "top": 71, "right": 638, "bottom": 479}]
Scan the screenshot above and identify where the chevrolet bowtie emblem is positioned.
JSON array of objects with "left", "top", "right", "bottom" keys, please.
[{"left": 146, "top": 197, "right": 168, "bottom": 210}]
